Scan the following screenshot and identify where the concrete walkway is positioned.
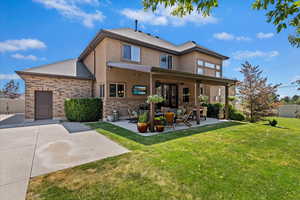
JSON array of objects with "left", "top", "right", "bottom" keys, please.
[{"left": 0, "top": 123, "right": 129, "bottom": 200}]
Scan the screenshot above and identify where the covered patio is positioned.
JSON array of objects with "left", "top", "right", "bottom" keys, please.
[
  {"left": 106, "top": 62, "right": 237, "bottom": 133},
  {"left": 109, "top": 118, "right": 228, "bottom": 136}
]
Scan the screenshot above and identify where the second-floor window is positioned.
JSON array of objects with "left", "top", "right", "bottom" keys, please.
[
  {"left": 160, "top": 55, "right": 172, "bottom": 69},
  {"left": 216, "top": 71, "right": 221, "bottom": 78},
  {"left": 122, "top": 44, "right": 140, "bottom": 62},
  {"left": 197, "top": 67, "right": 204, "bottom": 75}
]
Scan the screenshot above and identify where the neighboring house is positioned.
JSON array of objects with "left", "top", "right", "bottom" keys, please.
[{"left": 16, "top": 28, "right": 236, "bottom": 121}]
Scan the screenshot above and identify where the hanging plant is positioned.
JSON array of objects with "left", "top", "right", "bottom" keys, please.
[
  {"left": 198, "top": 95, "right": 209, "bottom": 105},
  {"left": 147, "top": 95, "right": 165, "bottom": 104}
]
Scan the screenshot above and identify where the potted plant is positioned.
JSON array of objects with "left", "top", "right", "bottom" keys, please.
[
  {"left": 137, "top": 111, "right": 148, "bottom": 133},
  {"left": 146, "top": 95, "right": 165, "bottom": 132},
  {"left": 154, "top": 116, "right": 165, "bottom": 132}
]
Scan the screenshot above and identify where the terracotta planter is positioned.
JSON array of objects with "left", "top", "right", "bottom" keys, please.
[
  {"left": 155, "top": 125, "right": 164, "bottom": 132},
  {"left": 154, "top": 119, "right": 161, "bottom": 125},
  {"left": 137, "top": 122, "right": 148, "bottom": 133}
]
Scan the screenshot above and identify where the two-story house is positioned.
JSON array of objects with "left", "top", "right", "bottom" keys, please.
[{"left": 17, "top": 28, "right": 236, "bottom": 121}]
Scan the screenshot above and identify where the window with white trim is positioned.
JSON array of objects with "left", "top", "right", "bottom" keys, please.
[
  {"left": 160, "top": 55, "right": 172, "bottom": 69},
  {"left": 216, "top": 65, "right": 221, "bottom": 70},
  {"left": 197, "top": 67, "right": 204, "bottom": 75},
  {"left": 197, "top": 60, "right": 204, "bottom": 66},
  {"left": 122, "top": 44, "right": 140, "bottom": 62},
  {"left": 205, "top": 62, "right": 215, "bottom": 68},
  {"left": 109, "top": 83, "right": 125, "bottom": 98},
  {"left": 216, "top": 71, "right": 221, "bottom": 78}
]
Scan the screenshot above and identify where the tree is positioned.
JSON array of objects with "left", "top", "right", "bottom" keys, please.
[
  {"left": 1, "top": 80, "right": 20, "bottom": 99},
  {"left": 281, "top": 96, "right": 291, "bottom": 104},
  {"left": 238, "top": 62, "right": 280, "bottom": 122},
  {"left": 143, "top": 0, "right": 300, "bottom": 47},
  {"left": 293, "top": 79, "right": 300, "bottom": 90}
]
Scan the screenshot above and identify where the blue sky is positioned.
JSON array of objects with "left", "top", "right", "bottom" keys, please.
[{"left": 0, "top": 0, "right": 299, "bottom": 97}]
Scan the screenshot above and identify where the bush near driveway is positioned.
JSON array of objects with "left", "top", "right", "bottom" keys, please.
[{"left": 64, "top": 98, "right": 102, "bottom": 122}]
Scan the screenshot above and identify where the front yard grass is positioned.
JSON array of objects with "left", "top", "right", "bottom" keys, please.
[{"left": 27, "top": 118, "right": 300, "bottom": 200}]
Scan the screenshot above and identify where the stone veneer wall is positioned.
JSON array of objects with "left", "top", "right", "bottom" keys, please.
[
  {"left": 21, "top": 74, "right": 92, "bottom": 120},
  {"left": 103, "top": 98, "right": 146, "bottom": 119}
]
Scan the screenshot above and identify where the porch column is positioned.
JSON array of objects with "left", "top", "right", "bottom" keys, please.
[
  {"left": 225, "top": 84, "right": 229, "bottom": 119},
  {"left": 195, "top": 81, "right": 200, "bottom": 124},
  {"left": 149, "top": 72, "right": 155, "bottom": 132}
]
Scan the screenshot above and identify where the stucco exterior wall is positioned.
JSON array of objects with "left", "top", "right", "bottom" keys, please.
[
  {"left": 20, "top": 74, "right": 92, "bottom": 120},
  {"left": 105, "top": 38, "right": 180, "bottom": 69}
]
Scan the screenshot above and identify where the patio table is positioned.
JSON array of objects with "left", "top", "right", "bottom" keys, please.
[{"left": 192, "top": 108, "right": 204, "bottom": 120}]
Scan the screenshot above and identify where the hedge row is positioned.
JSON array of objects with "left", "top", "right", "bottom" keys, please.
[{"left": 64, "top": 98, "right": 102, "bottom": 122}]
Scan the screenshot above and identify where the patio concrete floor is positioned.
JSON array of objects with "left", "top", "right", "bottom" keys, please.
[{"left": 110, "top": 118, "right": 228, "bottom": 136}]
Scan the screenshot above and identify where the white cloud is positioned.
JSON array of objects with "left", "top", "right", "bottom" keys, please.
[
  {"left": 11, "top": 53, "right": 38, "bottom": 61},
  {"left": 213, "top": 32, "right": 234, "bottom": 40},
  {"left": 213, "top": 32, "right": 251, "bottom": 41},
  {"left": 0, "top": 74, "right": 20, "bottom": 80},
  {"left": 121, "top": 6, "right": 218, "bottom": 27},
  {"left": 291, "top": 75, "right": 300, "bottom": 82},
  {"left": 256, "top": 32, "right": 274, "bottom": 39},
  {"left": 232, "top": 50, "right": 279, "bottom": 60},
  {"left": 0, "top": 39, "right": 46, "bottom": 53},
  {"left": 33, "top": 0, "right": 105, "bottom": 28},
  {"left": 223, "top": 60, "right": 231, "bottom": 67},
  {"left": 235, "top": 36, "right": 251, "bottom": 41},
  {"left": 234, "top": 67, "right": 241, "bottom": 72}
]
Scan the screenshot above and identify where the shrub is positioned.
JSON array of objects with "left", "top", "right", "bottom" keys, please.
[
  {"left": 268, "top": 119, "right": 278, "bottom": 127},
  {"left": 64, "top": 98, "right": 102, "bottom": 122},
  {"left": 204, "top": 103, "right": 224, "bottom": 118},
  {"left": 230, "top": 111, "right": 245, "bottom": 121},
  {"left": 228, "top": 104, "right": 245, "bottom": 121}
]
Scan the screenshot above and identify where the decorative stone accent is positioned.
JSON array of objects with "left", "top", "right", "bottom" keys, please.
[{"left": 20, "top": 74, "right": 92, "bottom": 120}]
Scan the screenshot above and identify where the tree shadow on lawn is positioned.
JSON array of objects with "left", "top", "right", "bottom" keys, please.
[{"left": 87, "top": 121, "right": 245, "bottom": 146}]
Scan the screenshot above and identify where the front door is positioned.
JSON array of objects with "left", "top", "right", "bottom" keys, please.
[
  {"left": 35, "top": 91, "right": 53, "bottom": 120},
  {"left": 156, "top": 83, "right": 178, "bottom": 108}
]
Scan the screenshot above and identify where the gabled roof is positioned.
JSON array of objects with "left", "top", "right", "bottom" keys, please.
[
  {"left": 79, "top": 28, "right": 229, "bottom": 61},
  {"left": 16, "top": 58, "right": 94, "bottom": 80}
]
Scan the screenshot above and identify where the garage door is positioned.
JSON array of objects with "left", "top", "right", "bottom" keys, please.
[{"left": 35, "top": 91, "right": 53, "bottom": 120}]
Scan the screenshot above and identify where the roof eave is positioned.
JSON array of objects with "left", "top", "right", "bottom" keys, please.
[
  {"left": 180, "top": 47, "right": 229, "bottom": 60},
  {"left": 78, "top": 29, "right": 229, "bottom": 61},
  {"left": 151, "top": 67, "right": 237, "bottom": 85},
  {"left": 15, "top": 71, "right": 94, "bottom": 80}
]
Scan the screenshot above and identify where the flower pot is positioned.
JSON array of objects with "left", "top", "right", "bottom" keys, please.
[
  {"left": 155, "top": 125, "right": 164, "bottom": 132},
  {"left": 137, "top": 122, "right": 148, "bottom": 133},
  {"left": 154, "top": 119, "right": 161, "bottom": 125}
]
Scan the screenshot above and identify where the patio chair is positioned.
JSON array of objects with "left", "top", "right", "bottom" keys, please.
[
  {"left": 175, "top": 110, "right": 193, "bottom": 127},
  {"left": 163, "top": 106, "right": 173, "bottom": 113},
  {"left": 165, "top": 112, "right": 175, "bottom": 130},
  {"left": 200, "top": 107, "right": 207, "bottom": 120},
  {"left": 127, "top": 109, "right": 138, "bottom": 123}
]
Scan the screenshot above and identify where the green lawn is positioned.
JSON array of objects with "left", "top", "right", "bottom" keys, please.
[{"left": 27, "top": 118, "right": 300, "bottom": 200}]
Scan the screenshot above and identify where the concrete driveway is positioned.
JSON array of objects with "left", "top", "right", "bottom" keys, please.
[{"left": 0, "top": 123, "right": 129, "bottom": 200}]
